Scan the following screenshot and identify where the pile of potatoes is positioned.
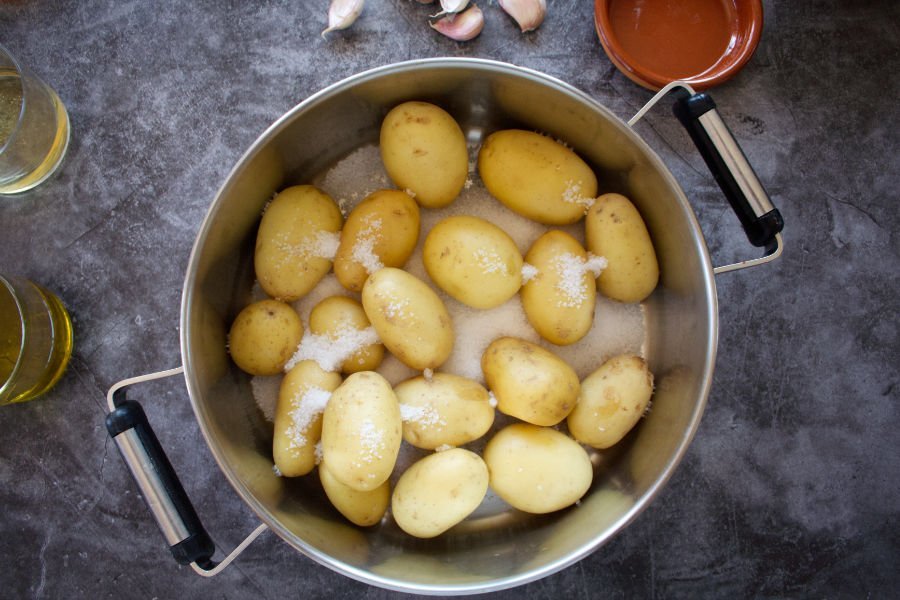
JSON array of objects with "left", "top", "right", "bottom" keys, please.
[{"left": 227, "top": 101, "right": 658, "bottom": 538}]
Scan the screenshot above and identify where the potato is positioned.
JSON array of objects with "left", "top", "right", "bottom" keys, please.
[
  {"left": 333, "top": 189, "right": 420, "bottom": 292},
  {"left": 478, "top": 129, "right": 598, "bottom": 225},
  {"left": 308, "top": 296, "right": 384, "bottom": 374},
  {"left": 585, "top": 193, "right": 659, "bottom": 303},
  {"left": 422, "top": 215, "right": 523, "bottom": 309},
  {"left": 521, "top": 230, "right": 600, "bottom": 345},
  {"left": 319, "top": 462, "right": 390, "bottom": 527},
  {"left": 254, "top": 185, "right": 343, "bottom": 301},
  {"left": 273, "top": 360, "right": 342, "bottom": 477},
  {"left": 321, "top": 371, "right": 402, "bottom": 491},
  {"left": 481, "top": 337, "right": 579, "bottom": 426},
  {"left": 483, "top": 423, "right": 592, "bottom": 514},
  {"left": 380, "top": 101, "right": 469, "bottom": 209},
  {"left": 394, "top": 372, "right": 494, "bottom": 450},
  {"left": 228, "top": 299, "right": 303, "bottom": 375},
  {"left": 361, "top": 268, "right": 454, "bottom": 370},
  {"left": 391, "top": 448, "right": 488, "bottom": 538},
  {"left": 567, "top": 354, "right": 654, "bottom": 449}
]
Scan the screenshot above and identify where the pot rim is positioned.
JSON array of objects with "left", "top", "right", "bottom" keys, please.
[{"left": 180, "top": 57, "right": 718, "bottom": 594}]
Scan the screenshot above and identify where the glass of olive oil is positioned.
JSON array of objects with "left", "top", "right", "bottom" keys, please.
[
  {"left": 0, "top": 43, "right": 70, "bottom": 195},
  {"left": 0, "top": 275, "right": 73, "bottom": 405}
]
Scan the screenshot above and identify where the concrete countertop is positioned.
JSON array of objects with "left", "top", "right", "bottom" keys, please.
[{"left": 1, "top": 1, "right": 897, "bottom": 597}]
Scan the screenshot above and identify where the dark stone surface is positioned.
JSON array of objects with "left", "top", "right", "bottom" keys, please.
[{"left": 1, "top": 1, "right": 897, "bottom": 597}]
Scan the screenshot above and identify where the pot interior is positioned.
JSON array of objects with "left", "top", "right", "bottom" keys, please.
[{"left": 181, "top": 59, "right": 717, "bottom": 594}]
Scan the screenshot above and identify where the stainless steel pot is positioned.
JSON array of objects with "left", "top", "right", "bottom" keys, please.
[{"left": 106, "top": 58, "right": 783, "bottom": 594}]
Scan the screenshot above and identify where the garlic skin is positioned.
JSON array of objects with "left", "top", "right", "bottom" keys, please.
[
  {"left": 430, "top": 4, "right": 484, "bottom": 41},
  {"left": 498, "top": 0, "right": 546, "bottom": 32},
  {"left": 322, "top": 0, "right": 365, "bottom": 36},
  {"left": 433, "top": 0, "right": 470, "bottom": 17}
]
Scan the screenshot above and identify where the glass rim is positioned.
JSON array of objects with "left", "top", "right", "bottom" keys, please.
[
  {"left": 0, "top": 274, "right": 26, "bottom": 397},
  {"left": 0, "top": 42, "right": 27, "bottom": 158}
]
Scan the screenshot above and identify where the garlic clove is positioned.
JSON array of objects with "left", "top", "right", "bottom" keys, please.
[
  {"left": 498, "top": 0, "right": 546, "bottom": 33},
  {"left": 322, "top": 0, "right": 365, "bottom": 36},
  {"left": 432, "top": 0, "right": 470, "bottom": 17},
  {"left": 430, "top": 4, "right": 483, "bottom": 41}
]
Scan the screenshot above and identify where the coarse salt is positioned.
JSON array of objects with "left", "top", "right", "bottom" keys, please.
[
  {"left": 434, "top": 444, "right": 453, "bottom": 452},
  {"left": 474, "top": 248, "right": 505, "bottom": 275},
  {"left": 521, "top": 263, "right": 539, "bottom": 283},
  {"left": 488, "top": 391, "right": 498, "bottom": 408},
  {"left": 358, "top": 419, "right": 385, "bottom": 463},
  {"left": 553, "top": 252, "right": 608, "bottom": 308},
  {"left": 351, "top": 216, "right": 384, "bottom": 275},
  {"left": 284, "top": 325, "right": 379, "bottom": 373},
  {"left": 284, "top": 386, "right": 332, "bottom": 449},
  {"left": 561, "top": 179, "right": 595, "bottom": 211},
  {"left": 274, "top": 230, "right": 341, "bottom": 261},
  {"left": 399, "top": 403, "right": 444, "bottom": 428}
]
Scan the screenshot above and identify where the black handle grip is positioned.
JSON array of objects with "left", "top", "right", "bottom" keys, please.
[
  {"left": 106, "top": 394, "right": 216, "bottom": 568},
  {"left": 672, "top": 91, "right": 784, "bottom": 249}
]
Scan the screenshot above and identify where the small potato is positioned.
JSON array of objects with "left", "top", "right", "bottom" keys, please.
[
  {"left": 273, "top": 360, "right": 342, "bottom": 477},
  {"left": 391, "top": 448, "right": 488, "bottom": 538},
  {"left": 484, "top": 423, "right": 592, "bottom": 514},
  {"left": 585, "top": 193, "right": 659, "bottom": 303},
  {"left": 322, "top": 371, "right": 402, "bottom": 491},
  {"left": 567, "top": 354, "right": 654, "bottom": 449},
  {"left": 255, "top": 185, "right": 343, "bottom": 301},
  {"left": 380, "top": 101, "right": 469, "bottom": 209},
  {"left": 361, "top": 268, "right": 454, "bottom": 371},
  {"left": 521, "top": 230, "right": 599, "bottom": 345},
  {"left": 309, "top": 296, "right": 384, "bottom": 374},
  {"left": 478, "top": 129, "right": 598, "bottom": 225},
  {"left": 228, "top": 300, "right": 303, "bottom": 375},
  {"left": 394, "top": 372, "right": 495, "bottom": 450},
  {"left": 319, "top": 462, "right": 390, "bottom": 527},
  {"left": 423, "top": 216, "right": 523, "bottom": 309},
  {"left": 333, "top": 189, "right": 420, "bottom": 292},
  {"left": 481, "top": 337, "right": 579, "bottom": 426}
]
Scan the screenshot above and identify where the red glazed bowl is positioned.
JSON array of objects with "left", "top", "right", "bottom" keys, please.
[{"left": 594, "top": 0, "right": 763, "bottom": 91}]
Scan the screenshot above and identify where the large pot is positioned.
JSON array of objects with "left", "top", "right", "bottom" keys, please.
[{"left": 106, "top": 58, "right": 783, "bottom": 594}]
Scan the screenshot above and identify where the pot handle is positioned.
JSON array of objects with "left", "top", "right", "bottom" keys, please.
[
  {"left": 628, "top": 81, "right": 784, "bottom": 274},
  {"left": 104, "top": 367, "right": 268, "bottom": 576}
]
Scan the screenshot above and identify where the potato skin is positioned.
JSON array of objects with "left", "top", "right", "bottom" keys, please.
[
  {"left": 521, "top": 230, "right": 596, "bottom": 345},
  {"left": 334, "top": 189, "right": 420, "bottom": 292},
  {"left": 585, "top": 193, "right": 659, "bottom": 303},
  {"left": 391, "top": 448, "right": 488, "bottom": 538},
  {"left": 321, "top": 371, "right": 402, "bottom": 491},
  {"left": 380, "top": 101, "right": 469, "bottom": 209},
  {"left": 361, "top": 268, "right": 454, "bottom": 370},
  {"left": 309, "top": 296, "right": 384, "bottom": 374},
  {"left": 228, "top": 300, "right": 303, "bottom": 375},
  {"left": 273, "top": 360, "right": 342, "bottom": 477},
  {"left": 394, "top": 372, "right": 495, "bottom": 450},
  {"left": 423, "top": 215, "right": 523, "bottom": 309},
  {"left": 319, "top": 462, "right": 390, "bottom": 527},
  {"left": 254, "top": 185, "right": 343, "bottom": 301},
  {"left": 567, "top": 354, "right": 654, "bottom": 449},
  {"left": 481, "top": 337, "right": 579, "bottom": 426},
  {"left": 478, "top": 129, "right": 597, "bottom": 225},
  {"left": 484, "top": 423, "right": 592, "bottom": 514}
]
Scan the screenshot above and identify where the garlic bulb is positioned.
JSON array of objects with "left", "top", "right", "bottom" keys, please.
[
  {"left": 498, "top": 0, "right": 546, "bottom": 32},
  {"left": 430, "top": 4, "right": 483, "bottom": 41},
  {"left": 322, "top": 0, "right": 365, "bottom": 36}
]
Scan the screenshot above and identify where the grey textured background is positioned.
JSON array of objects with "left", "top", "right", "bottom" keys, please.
[{"left": 1, "top": 1, "right": 898, "bottom": 598}]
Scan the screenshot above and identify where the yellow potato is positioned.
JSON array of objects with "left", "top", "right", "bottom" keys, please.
[
  {"left": 361, "top": 268, "right": 454, "bottom": 371},
  {"left": 478, "top": 129, "right": 598, "bottom": 225},
  {"left": 585, "top": 193, "right": 659, "bottom": 303},
  {"left": 483, "top": 423, "right": 592, "bottom": 514},
  {"left": 333, "top": 189, "right": 420, "bottom": 292},
  {"left": 254, "top": 185, "right": 343, "bottom": 301},
  {"left": 391, "top": 448, "right": 488, "bottom": 538},
  {"left": 481, "top": 337, "right": 579, "bottom": 426},
  {"left": 521, "top": 230, "right": 599, "bottom": 345},
  {"left": 422, "top": 215, "right": 523, "bottom": 309},
  {"left": 228, "top": 299, "right": 303, "bottom": 375},
  {"left": 273, "top": 360, "right": 342, "bottom": 477},
  {"left": 308, "top": 296, "right": 384, "bottom": 374},
  {"left": 319, "top": 462, "right": 390, "bottom": 527},
  {"left": 394, "top": 372, "right": 495, "bottom": 450},
  {"left": 380, "top": 101, "right": 469, "bottom": 209},
  {"left": 567, "top": 354, "right": 654, "bottom": 449},
  {"left": 321, "top": 371, "right": 402, "bottom": 491}
]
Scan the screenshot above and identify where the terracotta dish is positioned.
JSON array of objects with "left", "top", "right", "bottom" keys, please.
[{"left": 594, "top": 0, "right": 763, "bottom": 91}]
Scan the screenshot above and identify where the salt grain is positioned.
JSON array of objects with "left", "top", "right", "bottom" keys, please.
[
  {"left": 552, "top": 252, "right": 608, "bottom": 308},
  {"left": 561, "top": 179, "right": 595, "bottom": 210},
  {"left": 251, "top": 375, "right": 282, "bottom": 422},
  {"left": 423, "top": 368, "right": 434, "bottom": 381},
  {"left": 488, "top": 391, "right": 498, "bottom": 408},
  {"left": 474, "top": 248, "right": 506, "bottom": 275},
  {"left": 314, "top": 441, "right": 324, "bottom": 465},
  {"left": 399, "top": 403, "right": 444, "bottom": 428},
  {"left": 284, "top": 325, "right": 379, "bottom": 373},
  {"left": 521, "top": 263, "right": 539, "bottom": 283},
  {"left": 358, "top": 420, "right": 385, "bottom": 463},
  {"left": 351, "top": 216, "right": 384, "bottom": 275},
  {"left": 435, "top": 444, "right": 453, "bottom": 452},
  {"left": 272, "top": 465, "right": 283, "bottom": 477},
  {"left": 284, "top": 386, "right": 332, "bottom": 449}
]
